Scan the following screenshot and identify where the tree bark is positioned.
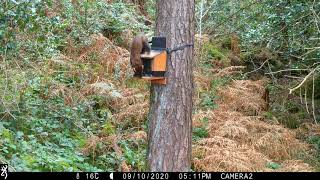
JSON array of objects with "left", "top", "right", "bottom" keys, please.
[{"left": 147, "top": 0, "right": 195, "bottom": 172}]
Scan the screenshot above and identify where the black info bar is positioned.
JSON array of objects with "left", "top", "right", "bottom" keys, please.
[
  {"left": 1, "top": 172, "right": 320, "bottom": 180},
  {"left": 1, "top": 165, "right": 319, "bottom": 180}
]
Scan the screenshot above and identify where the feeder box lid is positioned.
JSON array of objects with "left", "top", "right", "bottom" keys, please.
[{"left": 141, "top": 50, "right": 165, "bottom": 59}]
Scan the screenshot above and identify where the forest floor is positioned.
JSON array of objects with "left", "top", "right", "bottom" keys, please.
[
  {"left": 76, "top": 34, "right": 320, "bottom": 171},
  {"left": 192, "top": 75, "right": 319, "bottom": 171},
  {"left": 1, "top": 33, "right": 319, "bottom": 172}
]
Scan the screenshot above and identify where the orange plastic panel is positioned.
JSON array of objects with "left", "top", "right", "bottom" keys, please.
[
  {"left": 140, "top": 50, "right": 167, "bottom": 85},
  {"left": 152, "top": 51, "right": 167, "bottom": 72}
]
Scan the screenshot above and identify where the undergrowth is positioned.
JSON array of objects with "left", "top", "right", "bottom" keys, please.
[
  {"left": 0, "top": 0, "right": 149, "bottom": 172},
  {"left": 0, "top": 0, "right": 319, "bottom": 172}
]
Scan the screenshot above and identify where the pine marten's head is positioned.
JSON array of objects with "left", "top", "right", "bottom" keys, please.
[{"left": 130, "top": 34, "right": 150, "bottom": 77}]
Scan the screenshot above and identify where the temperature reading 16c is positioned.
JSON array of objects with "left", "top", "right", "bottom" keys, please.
[{"left": 86, "top": 173, "right": 99, "bottom": 180}]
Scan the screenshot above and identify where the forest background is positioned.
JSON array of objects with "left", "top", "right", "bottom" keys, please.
[{"left": 0, "top": 0, "right": 319, "bottom": 172}]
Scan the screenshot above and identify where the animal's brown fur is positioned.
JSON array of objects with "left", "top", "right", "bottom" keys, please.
[{"left": 130, "top": 34, "right": 150, "bottom": 77}]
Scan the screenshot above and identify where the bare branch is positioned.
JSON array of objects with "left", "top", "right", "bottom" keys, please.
[
  {"left": 289, "top": 66, "right": 320, "bottom": 94},
  {"left": 305, "top": 84, "right": 310, "bottom": 114},
  {"left": 312, "top": 72, "right": 318, "bottom": 124},
  {"left": 244, "top": 58, "right": 270, "bottom": 76},
  {"left": 265, "top": 69, "right": 310, "bottom": 75}
]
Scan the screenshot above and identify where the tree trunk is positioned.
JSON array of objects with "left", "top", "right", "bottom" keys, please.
[{"left": 147, "top": 0, "right": 195, "bottom": 172}]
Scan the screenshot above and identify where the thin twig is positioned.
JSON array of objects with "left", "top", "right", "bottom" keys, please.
[
  {"left": 266, "top": 69, "right": 309, "bottom": 75},
  {"left": 304, "top": 84, "right": 310, "bottom": 114},
  {"left": 312, "top": 72, "right": 317, "bottom": 124},
  {"left": 299, "top": 86, "right": 303, "bottom": 104},
  {"left": 244, "top": 58, "right": 270, "bottom": 76},
  {"left": 289, "top": 66, "right": 319, "bottom": 94},
  {"left": 267, "top": 61, "right": 277, "bottom": 84},
  {"left": 283, "top": 75, "right": 303, "bottom": 79},
  {"left": 312, "top": 62, "right": 320, "bottom": 67},
  {"left": 301, "top": 47, "right": 320, "bottom": 58},
  {"left": 201, "top": 0, "right": 216, "bottom": 19},
  {"left": 274, "top": 50, "right": 303, "bottom": 60}
]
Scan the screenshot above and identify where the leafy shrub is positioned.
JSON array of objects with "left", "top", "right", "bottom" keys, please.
[
  {"left": 0, "top": 0, "right": 147, "bottom": 61},
  {"left": 0, "top": 0, "right": 148, "bottom": 172}
]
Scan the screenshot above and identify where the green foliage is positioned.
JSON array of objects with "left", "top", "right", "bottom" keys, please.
[
  {"left": 200, "top": 94, "right": 218, "bottom": 109},
  {"left": 102, "top": 122, "right": 116, "bottom": 136},
  {"left": 0, "top": 0, "right": 147, "bottom": 60},
  {"left": 207, "top": 46, "right": 226, "bottom": 61},
  {"left": 1, "top": 0, "right": 318, "bottom": 172},
  {"left": 193, "top": 127, "right": 209, "bottom": 141},
  {"left": 124, "top": 78, "right": 150, "bottom": 90},
  {"left": 145, "top": 0, "right": 156, "bottom": 20},
  {"left": 200, "top": 77, "right": 230, "bottom": 109},
  {"left": 193, "top": 118, "right": 209, "bottom": 141},
  {"left": 308, "top": 135, "right": 320, "bottom": 153},
  {"left": 0, "top": 73, "right": 107, "bottom": 171},
  {"left": 266, "top": 162, "right": 281, "bottom": 169},
  {"left": 0, "top": 0, "right": 148, "bottom": 172},
  {"left": 201, "top": 42, "right": 229, "bottom": 68},
  {"left": 0, "top": 122, "right": 99, "bottom": 171},
  {"left": 197, "top": 0, "right": 319, "bottom": 67},
  {"left": 266, "top": 84, "right": 310, "bottom": 129},
  {"left": 120, "top": 140, "right": 147, "bottom": 171},
  {"left": 0, "top": 58, "right": 149, "bottom": 171},
  {"left": 305, "top": 75, "right": 320, "bottom": 100},
  {"left": 305, "top": 135, "right": 320, "bottom": 170}
]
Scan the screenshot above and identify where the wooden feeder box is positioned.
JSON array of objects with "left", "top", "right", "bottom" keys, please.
[{"left": 140, "top": 37, "right": 167, "bottom": 85}]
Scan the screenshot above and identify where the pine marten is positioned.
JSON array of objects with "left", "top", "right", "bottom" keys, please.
[{"left": 130, "top": 34, "right": 150, "bottom": 77}]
